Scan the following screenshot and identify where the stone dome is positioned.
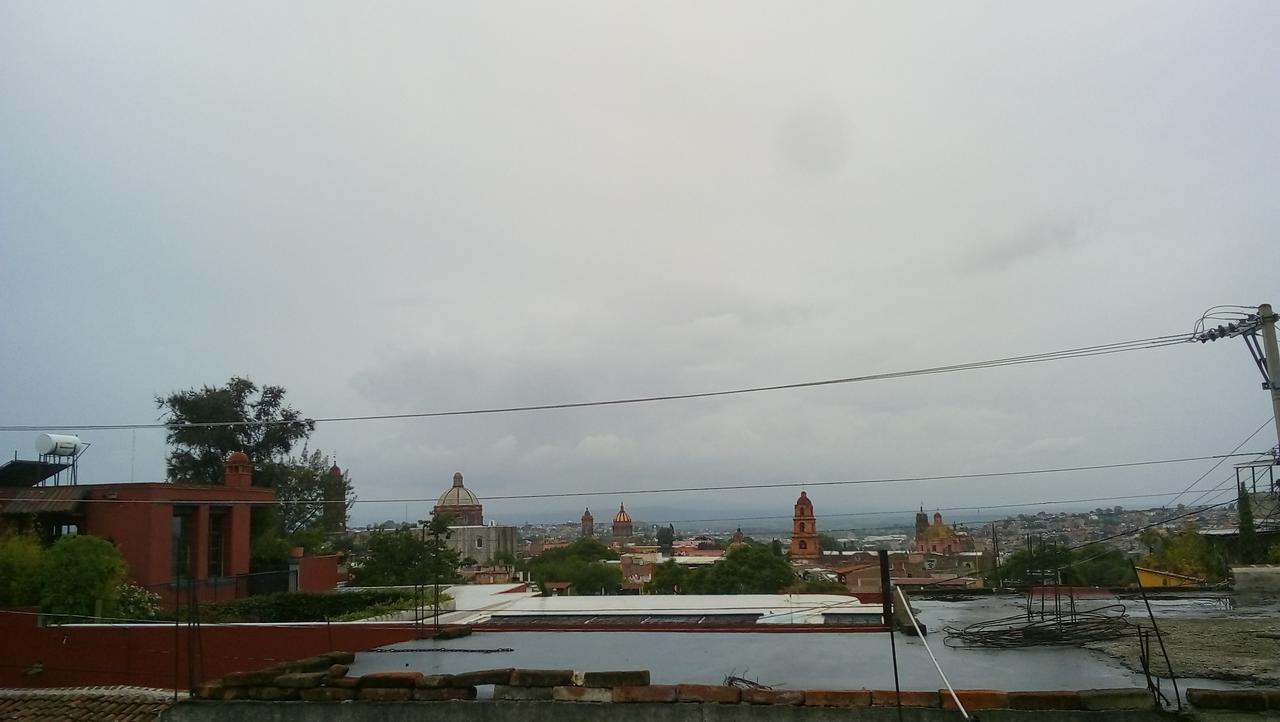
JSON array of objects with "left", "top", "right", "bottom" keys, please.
[{"left": 438, "top": 471, "right": 479, "bottom": 507}]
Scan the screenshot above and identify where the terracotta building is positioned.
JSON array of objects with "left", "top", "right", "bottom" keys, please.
[
  {"left": 789, "top": 491, "right": 820, "bottom": 561},
  {"left": 611, "top": 503, "right": 633, "bottom": 542},
  {"left": 433, "top": 472, "right": 483, "bottom": 525},
  {"left": 0, "top": 451, "right": 274, "bottom": 603},
  {"left": 581, "top": 508, "right": 594, "bottom": 538},
  {"left": 913, "top": 509, "right": 976, "bottom": 554}
]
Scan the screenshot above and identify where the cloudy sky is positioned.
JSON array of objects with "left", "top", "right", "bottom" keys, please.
[{"left": 2, "top": 2, "right": 1277, "bottom": 530}]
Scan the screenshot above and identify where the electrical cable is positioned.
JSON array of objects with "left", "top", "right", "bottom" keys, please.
[
  {"left": 1163, "top": 418, "right": 1275, "bottom": 508},
  {"left": 0, "top": 333, "right": 1193, "bottom": 432}
]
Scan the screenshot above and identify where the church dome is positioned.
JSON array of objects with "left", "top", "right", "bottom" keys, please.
[
  {"left": 438, "top": 471, "right": 479, "bottom": 507},
  {"left": 613, "top": 503, "right": 631, "bottom": 524}
]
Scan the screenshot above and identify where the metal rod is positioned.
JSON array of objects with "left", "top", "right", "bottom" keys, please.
[
  {"left": 895, "top": 586, "right": 969, "bottom": 720},
  {"left": 1130, "top": 560, "right": 1180, "bottom": 710},
  {"left": 880, "top": 550, "right": 903, "bottom": 722}
]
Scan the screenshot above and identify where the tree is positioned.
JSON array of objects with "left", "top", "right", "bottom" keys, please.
[
  {"left": 353, "top": 518, "right": 462, "bottom": 587},
  {"left": 646, "top": 560, "right": 689, "bottom": 594},
  {"left": 156, "top": 377, "right": 314, "bottom": 484},
  {"left": 656, "top": 525, "right": 674, "bottom": 554},
  {"left": 770, "top": 539, "right": 783, "bottom": 556},
  {"left": 526, "top": 538, "right": 621, "bottom": 596},
  {"left": 785, "top": 578, "right": 847, "bottom": 594},
  {"left": 818, "top": 533, "right": 841, "bottom": 552},
  {"left": 686, "top": 544, "right": 795, "bottom": 594},
  {"left": 0, "top": 533, "right": 45, "bottom": 605},
  {"left": 263, "top": 448, "right": 356, "bottom": 535},
  {"left": 1238, "top": 482, "right": 1260, "bottom": 564},
  {"left": 39, "top": 535, "right": 127, "bottom": 620}
]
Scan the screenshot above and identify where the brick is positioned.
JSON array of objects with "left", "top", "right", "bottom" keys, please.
[
  {"left": 1267, "top": 689, "right": 1280, "bottom": 709},
  {"left": 286, "top": 655, "right": 334, "bottom": 673},
  {"left": 742, "top": 689, "right": 803, "bottom": 705},
  {"left": 579, "top": 670, "right": 650, "bottom": 687},
  {"left": 247, "top": 686, "right": 299, "bottom": 701},
  {"left": 553, "top": 686, "right": 613, "bottom": 703},
  {"left": 803, "top": 689, "right": 871, "bottom": 707},
  {"left": 613, "top": 685, "right": 679, "bottom": 703},
  {"left": 493, "top": 684, "right": 554, "bottom": 701},
  {"left": 433, "top": 626, "right": 474, "bottom": 640},
  {"left": 510, "top": 669, "right": 575, "bottom": 687},
  {"left": 328, "top": 664, "right": 349, "bottom": 678},
  {"left": 359, "top": 687, "right": 413, "bottom": 701},
  {"left": 1007, "top": 691, "right": 1082, "bottom": 710},
  {"left": 871, "top": 690, "right": 939, "bottom": 707},
  {"left": 450, "top": 668, "right": 513, "bottom": 686},
  {"left": 327, "top": 651, "right": 356, "bottom": 665},
  {"left": 1080, "top": 688, "right": 1154, "bottom": 711},
  {"left": 222, "top": 669, "right": 280, "bottom": 687},
  {"left": 1186, "top": 688, "right": 1267, "bottom": 711},
  {"left": 194, "top": 682, "right": 224, "bottom": 700},
  {"left": 301, "top": 688, "right": 356, "bottom": 702},
  {"left": 414, "top": 687, "right": 477, "bottom": 701},
  {"left": 941, "top": 689, "right": 1008, "bottom": 711},
  {"left": 417, "top": 674, "right": 454, "bottom": 688},
  {"left": 274, "top": 672, "right": 329, "bottom": 688},
  {"left": 330, "top": 676, "right": 360, "bottom": 689},
  {"left": 677, "top": 684, "right": 740, "bottom": 703},
  {"left": 360, "top": 671, "right": 424, "bottom": 688}
]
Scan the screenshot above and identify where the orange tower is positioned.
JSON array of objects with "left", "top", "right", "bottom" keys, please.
[
  {"left": 612, "top": 503, "right": 633, "bottom": 542},
  {"left": 581, "top": 508, "right": 594, "bottom": 538},
  {"left": 789, "top": 491, "right": 820, "bottom": 560}
]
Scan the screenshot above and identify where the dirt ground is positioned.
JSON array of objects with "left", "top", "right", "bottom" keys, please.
[{"left": 1085, "top": 617, "right": 1280, "bottom": 685}]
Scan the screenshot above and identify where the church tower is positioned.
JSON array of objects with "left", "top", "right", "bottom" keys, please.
[
  {"left": 789, "top": 491, "right": 820, "bottom": 560},
  {"left": 611, "top": 503, "right": 633, "bottom": 542},
  {"left": 581, "top": 508, "right": 594, "bottom": 538}
]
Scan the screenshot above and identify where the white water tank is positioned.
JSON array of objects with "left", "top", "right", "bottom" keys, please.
[{"left": 36, "top": 433, "right": 83, "bottom": 457}]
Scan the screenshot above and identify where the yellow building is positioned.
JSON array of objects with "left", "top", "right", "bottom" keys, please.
[{"left": 1134, "top": 567, "right": 1203, "bottom": 588}]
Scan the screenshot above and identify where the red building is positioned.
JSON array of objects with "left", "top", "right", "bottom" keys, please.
[
  {"left": 0, "top": 452, "right": 274, "bottom": 603},
  {"left": 789, "top": 491, "right": 820, "bottom": 561},
  {"left": 611, "top": 503, "right": 633, "bottom": 543}
]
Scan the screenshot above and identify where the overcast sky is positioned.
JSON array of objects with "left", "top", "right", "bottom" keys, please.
[{"left": 2, "top": 2, "right": 1277, "bottom": 530}]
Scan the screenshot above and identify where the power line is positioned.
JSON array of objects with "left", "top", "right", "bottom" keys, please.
[
  {"left": 0, "top": 333, "right": 1192, "bottom": 432},
  {"left": 1164, "top": 417, "right": 1275, "bottom": 508},
  {"left": 0, "top": 451, "right": 1263, "bottom": 508}
]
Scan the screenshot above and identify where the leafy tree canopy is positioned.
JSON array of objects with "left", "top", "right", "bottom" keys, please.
[
  {"left": 262, "top": 447, "right": 357, "bottom": 535},
  {"left": 353, "top": 514, "right": 462, "bottom": 587},
  {"left": 685, "top": 543, "right": 795, "bottom": 594},
  {"left": 156, "top": 377, "right": 314, "bottom": 484},
  {"left": 0, "top": 533, "right": 45, "bottom": 606},
  {"left": 526, "top": 538, "right": 621, "bottom": 596},
  {"left": 39, "top": 535, "right": 128, "bottom": 620}
]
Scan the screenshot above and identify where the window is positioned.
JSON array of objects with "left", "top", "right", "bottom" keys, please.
[
  {"left": 475, "top": 537, "right": 484, "bottom": 549},
  {"left": 799, "top": 540, "right": 807, "bottom": 549},
  {"left": 171, "top": 508, "right": 194, "bottom": 580},
  {"left": 208, "top": 510, "right": 228, "bottom": 578},
  {"left": 799, "top": 523, "right": 806, "bottom": 532}
]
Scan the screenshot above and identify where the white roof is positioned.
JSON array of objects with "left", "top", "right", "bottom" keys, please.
[{"left": 458, "top": 593, "right": 878, "bottom": 625}]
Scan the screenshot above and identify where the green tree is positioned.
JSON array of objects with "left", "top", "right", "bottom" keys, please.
[
  {"left": 526, "top": 538, "right": 621, "bottom": 596},
  {"left": 769, "top": 539, "right": 783, "bottom": 556},
  {"left": 353, "top": 517, "right": 462, "bottom": 587},
  {"left": 686, "top": 544, "right": 795, "bottom": 594},
  {"left": 656, "top": 525, "right": 675, "bottom": 554},
  {"left": 1067, "top": 545, "right": 1134, "bottom": 586},
  {"left": 0, "top": 533, "right": 45, "bottom": 605},
  {"left": 1238, "top": 482, "right": 1260, "bottom": 564},
  {"left": 156, "top": 377, "right": 314, "bottom": 484},
  {"left": 785, "top": 577, "right": 848, "bottom": 594},
  {"left": 39, "top": 535, "right": 127, "bottom": 620},
  {"left": 818, "top": 533, "right": 841, "bottom": 552},
  {"left": 263, "top": 448, "right": 357, "bottom": 535},
  {"left": 646, "top": 559, "right": 689, "bottom": 594}
]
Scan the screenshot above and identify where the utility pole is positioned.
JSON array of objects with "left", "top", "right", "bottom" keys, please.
[{"left": 1259, "top": 303, "right": 1280, "bottom": 455}]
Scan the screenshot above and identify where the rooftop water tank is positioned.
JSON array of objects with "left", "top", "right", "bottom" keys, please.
[{"left": 36, "top": 433, "right": 83, "bottom": 457}]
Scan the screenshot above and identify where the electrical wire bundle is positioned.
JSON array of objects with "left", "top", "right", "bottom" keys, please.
[{"left": 942, "top": 604, "right": 1135, "bottom": 649}]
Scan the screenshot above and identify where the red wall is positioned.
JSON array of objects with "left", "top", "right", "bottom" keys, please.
[
  {"left": 0, "top": 608, "right": 416, "bottom": 690},
  {"left": 296, "top": 555, "right": 340, "bottom": 592}
]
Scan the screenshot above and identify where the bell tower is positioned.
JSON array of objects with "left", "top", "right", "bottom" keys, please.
[{"left": 789, "top": 491, "right": 820, "bottom": 561}]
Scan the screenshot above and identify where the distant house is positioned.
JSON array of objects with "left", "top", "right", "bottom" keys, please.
[{"left": 1134, "top": 567, "right": 1204, "bottom": 588}]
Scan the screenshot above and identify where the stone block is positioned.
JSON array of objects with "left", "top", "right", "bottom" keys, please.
[
  {"left": 579, "top": 670, "right": 650, "bottom": 687},
  {"left": 417, "top": 674, "right": 454, "bottom": 688},
  {"left": 803, "top": 689, "right": 871, "bottom": 707},
  {"left": 510, "top": 669, "right": 575, "bottom": 687},
  {"left": 274, "top": 672, "right": 329, "bottom": 688},
  {"left": 1186, "top": 688, "right": 1267, "bottom": 711},
  {"left": 194, "top": 682, "right": 224, "bottom": 700},
  {"left": 414, "top": 687, "right": 477, "bottom": 701},
  {"left": 301, "top": 688, "right": 356, "bottom": 702},
  {"left": 871, "top": 690, "right": 939, "bottom": 707},
  {"left": 742, "top": 689, "right": 803, "bottom": 705},
  {"left": 222, "top": 669, "right": 280, "bottom": 687},
  {"left": 328, "top": 664, "right": 349, "bottom": 678},
  {"left": 553, "top": 686, "right": 614, "bottom": 703},
  {"left": 359, "top": 687, "right": 413, "bottom": 701},
  {"left": 286, "top": 656, "right": 334, "bottom": 673},
  {"left": 1080, "top": 688, "right": 1154, "bottom": 711},
  {"left": 360, "top": 671, "right": 424, "bottom": 688},
  {"left": 613, "top": 685, "right": 679, "bottom": 703},
  {"left": 1007, "top": 691, "right": 1082, "bottom": 710},
  {"left": 493, "top": 684, "right": 554, "bottom": 700},
  {"left": 450, "top": 668, "right": 513, "bottom": 686},
  {"left": 220, "top": 687, "right": 248, "bottom": 701},
  {"left": 941, "top": 689, "right": 1008, "bottom": 711},
  {"left": 677, "top": 684, "right": 740, "bottom": 703},
  {"left": 329, "top": 676, "right": 360, "bottom": 689},
  {"left": 1267, "top": 689, "right": 1280, "bottom": 709},
  {"left": 247, "top": 686, "right": 299, "bottom": 701},
  {"left": 326, "top": 651, "right": 357, "bottom": 665},
  {"left": 433, "top": 626, "right": 474, "bottom": 640}
]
